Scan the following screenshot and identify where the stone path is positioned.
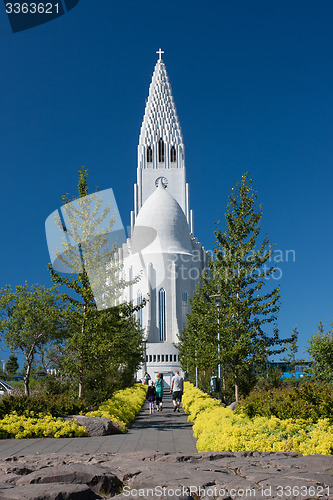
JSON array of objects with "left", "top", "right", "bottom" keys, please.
[{"left": 0, "top": 392, "right": 197, "bottom": 458}]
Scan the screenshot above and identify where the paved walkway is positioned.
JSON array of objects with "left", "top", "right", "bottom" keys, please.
[{"left": 0, "top": 393, "right": 197, "bottom": 458}]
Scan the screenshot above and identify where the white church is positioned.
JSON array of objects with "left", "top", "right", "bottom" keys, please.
[{"left": 117, "top": 50, "right": 206, "bottom": 387}]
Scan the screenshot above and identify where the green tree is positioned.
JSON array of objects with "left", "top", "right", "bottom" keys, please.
[
  {"left": 211, "top": 173, "right": 286, "bottom": 401},
  {"left": 36, "top": 340, "right": 66, "bottom": 373},
  {"left": 179, "top": 272, "right": 217, "bottom": 388},
  {"left": 281, "top": 326, "right": 304, "bottom": 376},
  {"left": 5, "top": 354, "right": 19, "bottom": 376},
  {"left": 0, "top": 283, "right": 67, "bottom": 396},
  {"left": 63, "top": 303, "right": 144, "bottom": 403},
  {"left": 48, "top": 167, "right": 144, "bottom": 399},
  {"left": 181, "top": 173, "right": 287, "bottom": 403},
  {"left": 307, "top": 321, "right": 333, "bottom": 383}
]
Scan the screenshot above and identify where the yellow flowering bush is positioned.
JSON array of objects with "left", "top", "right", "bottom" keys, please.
[
  {"left": 182, "top": 382, "right": 220, "bottom": 421},
  {"left": 0, "top": 412, "right": 87, "bottom": 439},
  {"left": 85, "top": 383, "right": 147, "bottom": 432},
  {"left": 183, "top": 382, "right": 333, "bottom": 455},
  {"left": 0, "top": 384, "right": 147, "bottom": 439}
]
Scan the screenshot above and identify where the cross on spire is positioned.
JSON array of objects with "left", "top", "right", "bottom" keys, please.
[{"left": 156, "top": 48, "right": 164, "bottom": 61}]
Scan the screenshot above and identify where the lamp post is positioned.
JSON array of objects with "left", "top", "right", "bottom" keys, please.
[{"left": 210, "top": 294, "right": 222, "bottom": 401}]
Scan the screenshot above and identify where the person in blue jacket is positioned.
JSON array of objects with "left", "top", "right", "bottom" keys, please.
[{"left": 155, "top": 373, "right": 164, "bottom": 411}]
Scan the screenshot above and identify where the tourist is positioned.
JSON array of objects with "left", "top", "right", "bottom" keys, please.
[
  {"left": 146, "top": 379, "right": 156, "bottom": 414},
  {"left": 142, "top": 371, "right": 151, "bottom": 385},
  {"left": 155, "top": 373, "right": 164, "bottom": 411},
  {"left": 170, "top": 370, "right": 184, "bottom": 412}
]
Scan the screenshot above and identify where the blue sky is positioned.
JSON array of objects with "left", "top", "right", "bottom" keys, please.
[{"left": 0, "top": 0, "right": 332, "bottom": 363}]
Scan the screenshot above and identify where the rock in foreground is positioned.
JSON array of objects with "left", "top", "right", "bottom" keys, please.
[{"left": 0, "top": 451, "right": 331, "bottom": 499}]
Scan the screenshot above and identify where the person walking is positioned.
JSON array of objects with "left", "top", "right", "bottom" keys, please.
[
  {"left": 170, "top": 370, "right": 184, "bottom": 412},
  {"left": 155, "top": 373, "right": 164, "bottom": 411},
  {"left": 142, "top": 371, "right": 151, "bottom": 385},
  {"left": 146, "top": 379, "right": 156, "bottom": 414}
]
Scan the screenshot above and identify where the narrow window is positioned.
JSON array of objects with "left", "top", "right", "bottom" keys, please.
[
  {"left": 159, "top": 288, "right": 166, "bottom": 341},
  {"left": 170, "top": 146, "right": 176, "bottom": 162},
  {"left": 165, "top": 355, "right": 168, "bottom": 362},
  {"left": 157, "top": 355, "right": 160, "bottom": 362},
  {"left": 174, "top": 354, "right": 177, "bottom": 362},
  {"left": 153, "top": 355, "right": 156, "bottom": 363},
  {"left": 161, "top": 355, "right": 164, "bottom": 362},
  {"left": 182, "top": 290, "right": 188, "bottom": 326},
  {"left": 146, "top": 355, "right": 148, "bottom": 362},
  {"left": 149, "top": 355, "right": 152, "bottom": 362},
  {"left": 147, "top": 146, "right": 152, "bottom": 163},
  {"left": 137, "top": 290, "right": 143, "bottom": 326},
  {"left": 158, "top": 138, "right": 165, "bottom": 162}
]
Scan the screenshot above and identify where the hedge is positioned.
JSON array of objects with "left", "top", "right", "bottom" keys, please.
[{"left": 182, "top": 382, "right": 333, "bottom": 455}]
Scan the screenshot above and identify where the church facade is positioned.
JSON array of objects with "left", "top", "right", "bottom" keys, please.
[{"left": 117, "top": 51, "right": 206, "bottom": 387}]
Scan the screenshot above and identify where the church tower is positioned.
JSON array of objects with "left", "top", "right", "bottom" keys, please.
[
  {"left": 119, "top": 50, "right": 206, "bottom": 387},
  {"left": 131, "top": 49, "right": 193, "bottom": 235}
]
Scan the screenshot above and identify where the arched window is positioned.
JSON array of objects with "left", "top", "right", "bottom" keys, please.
[
  {"left": 182, "top": 290, "right": 188, "bottom": 325},
  {"left": 137, "top": 290, "right": 143, "bottom": 326},
  {"left": 159, "top": 288, "right": 166, "bottom": 341},
  {"left": 170, "top": 146, "right": 176, "bottom": 162},
  {"left": 158, "top": 138, "right": 165, "bottom": 162},
  {"left": 146, "top": 146, "right": 152, "bottom": 163}
]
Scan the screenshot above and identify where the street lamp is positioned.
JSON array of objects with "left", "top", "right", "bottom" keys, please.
[{"left": 210, "top": 294, "right": 222, "bottom": 401}]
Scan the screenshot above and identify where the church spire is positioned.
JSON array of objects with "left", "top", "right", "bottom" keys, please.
[
  {"left": 138, "top": 50, "right": 184, "bottom": 152},
  {"left": 134, "top": 51, "right": 191, "bottom": 230}
]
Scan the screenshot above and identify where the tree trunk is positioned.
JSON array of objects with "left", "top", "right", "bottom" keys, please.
[
  {"left": 222, "top": 368, "right": 226, "bottom": 403},
  {"left": 24, "top": 360, "right": 32, "bottom": 397},
  {"left": 78, "top": 365, "right": 84, "bottom": 399},
  {"left": 78, "top": 305, "right": 86, "bottom": 399},
  {"left": 78, "top": 380, "right": 83, "bottom": 399},
  {"left": 234, "top": 369, "right": 239, "bottom": 402}
]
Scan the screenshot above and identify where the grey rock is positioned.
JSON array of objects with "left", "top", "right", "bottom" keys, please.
[
  {"left": 299, "top": 453, "right": 333, "bottom": 471},
  {"left": 228, "top": 402, "right": 237, "bottom": 411},
  {"left": 0, "top": 473, "right": 19, "bottom": 484},
  {"left": 64, "top": 415, "right": 123, "bottom": 436},
  {"left": 0, "top": 451, "right": 332, "bottom": 500},
  {"left": 16, "top": 463, "right": 122, "bottom": 495},
  {"left": 0, "top": 463, "right": 34, "bottom": 475},
  {"left": 0, "top": 483, "right": 97, "bottom": 500}
]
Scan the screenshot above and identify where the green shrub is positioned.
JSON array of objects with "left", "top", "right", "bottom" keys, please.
[
  {"left": 0, "top": 393, "right": 89, "bottom": 419},
  {"left": 188, "top": 366, "right": 258, "bottom": 405},
  {"left": 38, "top": 376, "right": 72, "bottom": 396},
  {"left": 236, "top": 382, "right": 333, "bottom": 422}
]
